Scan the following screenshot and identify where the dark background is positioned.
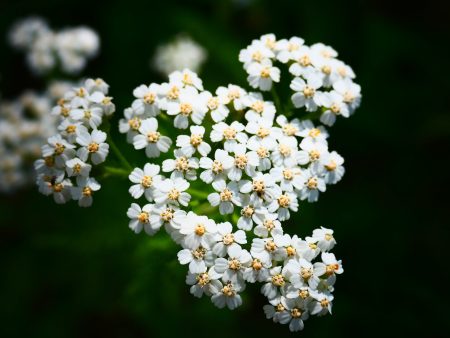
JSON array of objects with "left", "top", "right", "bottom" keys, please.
[{"left": 1, "top": 0, "right": 449, "bottom": 337}]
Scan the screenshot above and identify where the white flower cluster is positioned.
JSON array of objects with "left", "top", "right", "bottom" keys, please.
[
  {"left": 34, "top": 78, "right": 115, "bottom": 206},
  {"left": 123, "top": 64, "right": 348, "bottom": 331},
  {"left": 0, "top": 91, "right": 57, "bottom": 192},
  {"left": 9, "top": 17, "right": 99, "bottom": 74},
  {"left": 239, "top": 34, "right": 362, "bottom": 126},
  {"left": 152, "top": 35, "right": 207, "bottom": 75}
]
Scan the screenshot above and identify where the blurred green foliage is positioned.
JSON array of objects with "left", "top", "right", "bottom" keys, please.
[{"left": 1, "top": 0, "right": 449, "bottom": 337}]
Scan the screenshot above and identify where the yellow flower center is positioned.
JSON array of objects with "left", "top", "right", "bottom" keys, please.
[
  {"left": 260, "top": 67, "right": 271, "bottom": 78},
  {"left": 303, "top": 86, "right": 315, "bottom": 98},
  {"left": 251, "top": 101, "right": 265, "bottom": 114},
  {"left": 54, "top": 143, "right": 65, "bottom": 155},
  {"left": 180, "top": 102, "right": 193, "bottom": 116},
  {"left": 241, "top": 205, "right": 255, "bottom": 218},
  {"left": 211, "top": 160, "right": 223, "bottom": 174},
  {"left": 251, "top": 258, "right": 263, "bottom": 271},
  {"left": 256, "top": 127, "right": 270, "bottom": 138},
  {"left": 175, "top": 157, "right": 190, "bottom": 172},
  {"left": 228, "top": 259, "right": 241, "bottom": 270},
  {"left": 197, "top": 273, "right": 210, "bottom": 286},
  {"left": 88, "top": 142, "right": 99, "bottom": 153},
  {"left": 220, "top": 188, "right": 233, "bottom": 202},
  {"left": 66, "top": 125, "right": 77, "bottom": 134},
  {"left": 190, "top": 134, "right": 203, "bottom": 147},
  {"left": 222, "top": 233, "right": 234, "bottom": 245},
  {"left": 168, "top": 189, "right": 180, "bottom": 201},
  {"left": 278, "top": 194, "right": 291, "bottom": 208},
  {"left": 144, "top": 92, "right": 156, "bottom": 104},
  {"left": 147, "top": 131, "right": 161, "bottom": 143},
  {"left": 325, "top": 161, "right": 337, "bottom": 171},
  {"left": 141, "top": 175, "right": 153, "bottom": 188},
  {"left": 299, "top": 55, "right": 311, "bottom": 67},
  {"left": 138, "top": 212, "right": 149, "bottom": 223},
  {"left": 194, "top": 224, "right": 205, "bottom": 236},
  {"left": 308, "top": 128, "right": 321, "bottom": 138},
  {"left": 291, "top": 308, "right": 302, "bottom": 318},
  {"left": 82, "top": 187, "right": 92, "bottom": 197},
  {"left": 271, "top": 274, "right": 285, "bottom": 287},
  {"left": 234, "top": 155, "right": 248, "bottom": 169},
  {"left": 207, "top": 97, "right": 219, "bottom": 110},
  {"left": 309, "top": 150, "right": 320, "bottom": 161},
  {"left": 128, "top": 117, "right": 141, "bottom": 130},
  {"left": 306, "top": 177, "right": 318, "bottom": 190}
]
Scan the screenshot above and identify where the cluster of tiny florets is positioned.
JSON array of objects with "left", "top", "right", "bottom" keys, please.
[
  {"left": 239, "top": 33, "right": 361, "bottom": 126},
  {"left": 34, "top": 78, "right": 115, "bottom": 206},
  {"left": 122, "top": 32, "right": 353, "bottom": 331},
  {"left": 9, "top": 17, "right": 99, "bottom": 74}
]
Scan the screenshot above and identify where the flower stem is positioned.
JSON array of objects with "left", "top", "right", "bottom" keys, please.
[
  {"left": 271, "top": 86, "right": 283, "bottom": 115},
  {"left": 107, "top": 135, "right": 133, "bottom": 171},
  {"left": 102, "top": 166, "right": 130, "bottom": 178}
]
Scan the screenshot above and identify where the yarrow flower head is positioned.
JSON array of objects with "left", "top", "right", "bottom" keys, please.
[
  {"left": 34, "top": 78, "right": 115, "bottom": 207},
  {"left": 34, "top": 33, "right": 362, "bottom": 333}
]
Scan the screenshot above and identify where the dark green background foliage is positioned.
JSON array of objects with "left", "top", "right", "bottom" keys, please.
[{"left": 1, "top": 0, "right": 449, "bottom": 337}]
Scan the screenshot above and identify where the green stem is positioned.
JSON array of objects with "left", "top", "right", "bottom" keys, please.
[
  {"left": 107, "top": 135, "right": 133, "bottom": 171},
  {"left": 271, "top": 86, "right": 283, "bottom": 115},
  {"left": 102, "top": 166, "right": 130, "bottom": 178}
]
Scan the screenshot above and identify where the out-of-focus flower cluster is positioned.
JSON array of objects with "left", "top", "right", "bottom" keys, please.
[
  {"left": 239, "top": 34, "right": 361, "bottom": 126},
  {"left": 34, "top": 78, "right": 115, "bottom": 206},
  {"left": 152, "top": 35, "right": 207, "bottom": 76},
  {"left": 0, "top": 89, "right": 58, "bottom": 192},
  {"left": 9, "top": 17, "right": 99, "bottom": 74}
]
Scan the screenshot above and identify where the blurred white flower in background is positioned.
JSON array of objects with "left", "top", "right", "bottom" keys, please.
[
  {"left": 8, "top": 17, "right": 99, "bottom": 75},
  {"left": 152, "top": 35, "right": 207, "bottom": 76}
]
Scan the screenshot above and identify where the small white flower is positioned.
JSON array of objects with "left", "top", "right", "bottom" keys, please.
[
  {"left": 128, "top": 163, "right": 162, "bottom": 200},
  {"left": 70, "top": 103, "right": 104, "bottom": 129},
  {"left": 212, "top": 222, "right": 247, "bottom": 257},
  {"left": 271, "top": 137, "right": 300, "bottom": 167},
  {"left": 321, "top": 151, "right": 345, "bottom": 184},
  {"left": 276, "top": 115, "right": 302, "bottom": 139},
  {"left": 278, "top": 298, "right": 309, "bottom": 332},
  {"left": 250, "top": 237, "right": 285, "bottom": 266},
  {"left": 76, "top": 129, "right": 109, "bottom": 165},
  {"left": 312, "top": 227, "right": 336, "bottom": 252},
  {"left": 71, "top": 176, "right": 101, "bottom": 207},
  {"left": 41, "top": 134, "right": 75, "bottom": 167},
  {"left": 199, "top": 149, "right": 234, "bottom": 184},
  {"left": 275, "top": 36, "right": 305, "bottom": 63},
  {"left": 178, "top": 245, "right": 214, "bottom": 274},
  {"left": 131, "top": 83, "right": 160, "bottom": 116},
  {"left": 119, "top": 108, "right": 142, "bottom": 143},
  {"left": 290, "top": 75, "right": 323, "bottom": 112},
  {"left": 247, "top": 59, "right": 280, "bottom": 91},
  {"left": 239, "top": 40, "right": 274, "bottom": 70},
  {"left": 162, "top": 149, "right": 199, "bottom": 180},
  {"left": 211, "top": 281, "right": 243, "bottom": 310},
  {"left": 332, "top": 78, "right": 361, "bottom": 113},
  {"left": 253, "top": 212, "right": 283, "bottom": 238},
  {"left": 267, "top": 188, "right": 298, "bottom": 221},
  {"left": 261, "top": 266, "right": 286, "bottom": 300},
  {"left": 166, "top": 86, "right": 208, "bottom": 129},
  {"left": 65, "top": 157, "right": 91, "bottom": 177},
  {"left": 176, "top": 125, "right": 211, "bottom": 157},
  {"left": 216, "top": 84, "right": 246, "bottom": 110},
  {"left": 203, "top": 91, "right": 230, "bottom": 122},
  {"left": 309, "top": 291, "right": 334, "bottom": 316},
  {"left": 288, "top": 46, "right": 318, "bottom": 77},
  {"left": 299, "top": 168, "right": 326, "bottom": 203},
  {"left": 154, "top": 177, "right": 191, "bottom": 207},
  {"left": 210, "top": 121, "right": 248, "bottom": 152},
  {"left": 214, "top": 246, "right": 252, "bottom": 285},
  {"left": 239, "top": 172, "right": 278, "bottom": 203},
  {"left": 133, "top": 118, "right": 172, "bottom": 158},
  {"left": 319, "top": 91, "right": 350, "bottom": 126},
  {"left": 246, "top": 118, "right": 280, "bottom": 150},
  {"left": 186, "top": 267, "right": 222, "bottom": 298},
  {"left": 207, "top": 179, "right": 243, "bottom": 215},
  {"left": 283, "top": 258, "right": 325, "bottom": 290},
  {"left": 169, "top": 69, "right": 204, "bottom": 90},
  {"left": 270, "top": 166, "right": 305, "bottom": 192},
  {"left": 228, "top": 144, "right": 259, "bottom": 181},
  {"left": 37, "top": 172, "right": 72, "bottom": 204},
  {"left": 180, "top": 212, "right": 217, "bottom": 250}
]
